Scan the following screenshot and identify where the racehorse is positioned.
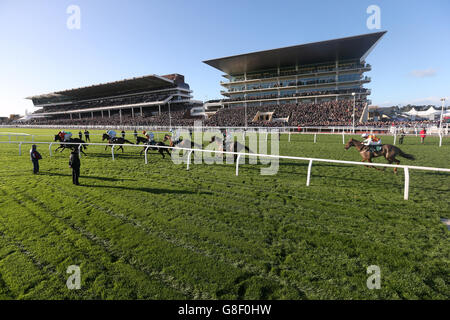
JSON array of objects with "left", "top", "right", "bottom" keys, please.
[
  {"left": 344, "top": 138, "right": 415, "bottom": 173},
  {"left": 102, "top": 133, "right": 134, "bottom": 152},
  {"left": 135, "top": 136, "right": 150, "bottom": 145},
  {"left": 163, "top": 134, "right": 203, "bottom": 150},
  {"left": 139, "top": 140, "right": 171, "bottom": 158},
  {"left": 209, "top": 135, "right": 252, "bottom": 162},
  {"left": 54, "top": 134, "right": 87, "bottom": 155}
]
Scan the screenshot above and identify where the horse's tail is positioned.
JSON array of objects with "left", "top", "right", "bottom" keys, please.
[{"left": 398, "top": 148, "right": 415, "bottom": 160}]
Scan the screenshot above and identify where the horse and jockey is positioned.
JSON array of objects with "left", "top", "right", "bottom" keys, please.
[
  {"left": 102, "top": 129, "right": 134, "bottom": 152},
  {"left": 137, "top": 130, "right": 171, "bottom": 158},
  {"left": 345, "top": 132, "right": 415, "bottom": 173},
  {"left": 54, "top": 130, "right": 87, "bottom": 155}
]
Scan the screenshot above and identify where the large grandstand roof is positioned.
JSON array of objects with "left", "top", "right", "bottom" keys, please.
[
  {"left": 203, "top": 31, "right": 387, "bottom": 75},
  {"left": 27, "top": 74, "right": 176, "bottom": 103}
]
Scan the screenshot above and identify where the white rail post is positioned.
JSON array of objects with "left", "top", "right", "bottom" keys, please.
[
  {"left": 235, "top": 154, "right": 241, "bottom": 176},
  {"left": 111, "top": 145, "right": 115, "bottom": 161},
  {"left": 8, "top": 134, "right": 11, "bottom": 142},
  {"left": 144, "top": 146, "right": 150, "bottom": 164},
  {"left": 49, "top": 143, "right": 53, "bottom": 157},
  {"left": 78, "top": 144, "right": 82, "bottom": 157},
  {"left": 306, "top": 159, "right": 313, "bottom": 186},
  {"left": 288, "top": 131, "right": 291, "bottom": 142},
  {"left": 393, "top": 133, "right": 397, "bottom": 145},
  {"left": 342, "top": 132, "right": 345, "bottom": 144},
  {"left": 439, "top": 133, "right": 443, "bottom": 147},
  {"left": 314, "top": 133, "right": 317, "bottom": 143},
  {"left": 19, "top": 142, "right": 22, "bottom": 155},
  {"left": 404, "top": 167, "right": 410, "bottom": 200},
  {"left": 186, "top": 150, "right": 193, "bottom": 170}
]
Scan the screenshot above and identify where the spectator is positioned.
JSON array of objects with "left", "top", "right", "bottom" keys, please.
[
  {"left": 121, "top": 130, "right": 126, "bottom": 138},
  {"left": 84, "top": 129, "right": 90, "bottom": 142},
  {"left": 78, "top": 131, "right": 83, "bottom": 140},
  {"left": 399, "top": 129, "right": 405, "bottom": 144},
  {"left": 30, "top": 145, "right": 42, "bottom": 174},
  {"left": 420, "top": 128, "right": 426, "bottom": 144},
  {"left": 69, "top": 150, "right": 81, "bottom": 185}
]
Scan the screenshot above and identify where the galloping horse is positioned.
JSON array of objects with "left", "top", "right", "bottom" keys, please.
[
  {"left": 135, "top": 136, "right": 150, "bottom": 145},
  {"left": 344, "top": 138, "right": 415, "bottom": 173},
  {"left": 139, "top": 140, "right": 171, "bottom": 158},
  {"left": 102, "top": 133, "right": 134, "bottom": 152},
  {"left": 163, "top": 134, "right": 203, "bottom": 150},
  {"left": 54, "top": 134, "right": 87, "bottom": 155},
  {"left": 209, "top": 135, "right": 252, "bottom": 162}
]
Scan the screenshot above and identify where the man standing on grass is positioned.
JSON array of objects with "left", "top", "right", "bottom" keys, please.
[
  {"left": 69, "top": 150, "right": 81, "bottom": 185},
  {"left": 78, "top": 130, "right": 83, "bottom": 140},
  {"left": 84, "top": 129, "right": 90, "bottom": 142},
  {"left": 30, "top": 145, "right": 42, "bottom": 174},
  {"left": 420, "top": 128, "right": 426, "bottom": 144}
]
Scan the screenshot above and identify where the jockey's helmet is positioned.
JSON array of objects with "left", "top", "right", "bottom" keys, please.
[{"left": 361, "top": 133, "right": 369, "bottom": 138}]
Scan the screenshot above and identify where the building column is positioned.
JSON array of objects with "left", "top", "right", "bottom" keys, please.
[
  {"left": 168, "top": 103, "right": 171, "bottom": 128},
  {"left": 335, "top": 60, "right": 339, "bottom": 101},
  {"left": 101, "top": 110, "right": 104, "bottom": 118},
  {"left": 131, "top": 107, "right": 134, "bottom": 118},
  {"left": 159, "top": 105, "right": 161, "bottom": 115},
  {"left": 91, "top": 112, "right": 93, "bottom": 119},
  {"left": 119, "top": 109, "right": 122, "bottom": 124},
  {"left": 79, "top": 113, "right": 81, "bottom": 119},
  {"left": 108, "top": 110, "right": 111, "bottom": 118},
  {"left": 70, "top": 113, "right": 72, "bottom": 120},
  {"left": 140, "top": 106, "right": 143, "bottom": 117}
]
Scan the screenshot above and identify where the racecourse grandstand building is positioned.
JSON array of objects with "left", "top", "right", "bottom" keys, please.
[
  {"left": 27, "top": 74, "right": 200, "bottom": 126},
  {"left": 204, "top": 31, "right": 386, "bottom": 108}
]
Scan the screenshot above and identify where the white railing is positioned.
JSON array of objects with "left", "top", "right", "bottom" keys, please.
[
  {"left": 1, "top": 140, "right": 449, "bottom": 201},
  {"left": 1, "top": 129, "right": 447, "bottom": 147}
]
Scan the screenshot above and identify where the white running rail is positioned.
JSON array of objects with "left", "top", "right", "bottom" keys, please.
[{"left": 1, "top": 140, "right": 449, "bottom": 201}]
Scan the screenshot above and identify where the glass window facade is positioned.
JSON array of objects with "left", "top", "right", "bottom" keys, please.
[{"left": 222, "top": 58, "right": 371, "bottom": 105}]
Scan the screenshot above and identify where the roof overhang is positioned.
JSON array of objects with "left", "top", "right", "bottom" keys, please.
[
  {"left": 26, "top": 74, "right": 175, "bottom": 103},
  {"left": 203, "top": 31, "right": 387, "bottom": 75}
]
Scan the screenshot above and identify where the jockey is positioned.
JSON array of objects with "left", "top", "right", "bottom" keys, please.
[
  {"left": 62, "top": 130, "right": 72, "bottom": 142},
  {"left": 362, "top": 133, "right": 381, "bottom": 151},
  {"left": 107, "top": 130, "right": 117, "bottom": 140},
  {"left": 142, "top": 130, "right": 155, "bottom": 143}
]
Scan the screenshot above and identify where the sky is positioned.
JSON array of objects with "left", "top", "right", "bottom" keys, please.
[{"left": 0, "top": 0, "right": 449, "bottom": 117}]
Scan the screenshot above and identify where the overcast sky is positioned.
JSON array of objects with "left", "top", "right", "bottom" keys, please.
[{"left": 0, "top": 0, "right": 449, "bottom": 116}]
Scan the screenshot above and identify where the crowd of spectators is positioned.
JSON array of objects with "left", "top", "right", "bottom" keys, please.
[
  {"left": 225, "top": 88, "right": 369, "bottom": 102},
  {"left": 35, "top": 93, "right": 172, "bottom": 114},
  {"left": 204, "top": 100, "right": 364, "bottom": 127},
  {"left": 234, "top": 62, "right": 369, "bottom": 81},
  {"left": 26, "top": 105, "right": 198, "bottom": 127}
]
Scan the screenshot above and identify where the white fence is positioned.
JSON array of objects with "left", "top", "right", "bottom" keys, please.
[
  {"left": 0, "top": 128, "right": 447, "bottom": 147},
  {"left": 1, "top": 140, "right": 449, "bottom": 201}
]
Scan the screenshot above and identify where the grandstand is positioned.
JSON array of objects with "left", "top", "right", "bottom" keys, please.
[
  {"left": 203, "top": 31, "right": 386, "bottom": 108},
  {"left": 26, "top": 74, "right": 202, "bottom": 126},
  {"left": 21, "top": 32, "right": 390, "bottom": 128}
]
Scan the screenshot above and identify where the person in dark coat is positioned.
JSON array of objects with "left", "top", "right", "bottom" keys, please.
[
  {"left": 30, "top": 145, "right": 42, "bottom": 174},
  {"left": 69, "top": 150, "right": 81, "bottom": 185},
  {"left": 84, "top": 129, "right": 90, "bottom": 142},
  {"left": 121, "top": 130, "right": 126, "bottom": 139},
  {"left": 78, "top": 131, "right": 83, "bottom": 140},
  {"left": 133, "top": 129, "right": 138, "bottom": 142}
]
